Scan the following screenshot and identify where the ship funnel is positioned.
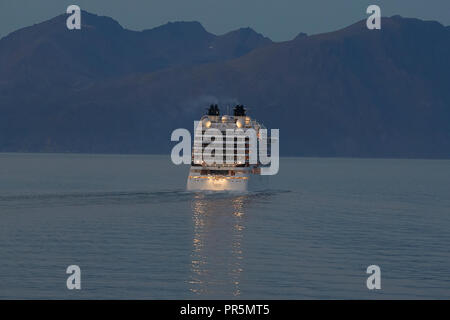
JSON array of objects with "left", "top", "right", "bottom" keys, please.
[
  {"left": 233, "top": 104, "right": 246, "bottom": 117},
  {"left": 207, "top": 104, "right": 220, "bottom": 116}
]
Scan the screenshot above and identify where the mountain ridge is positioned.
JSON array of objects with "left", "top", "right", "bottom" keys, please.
[{"left": 0, "top": 12, "right": 449, "bottom": 157}]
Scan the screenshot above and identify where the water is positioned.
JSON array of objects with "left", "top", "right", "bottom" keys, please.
[{"left": 0, "top": 153, "right": 449, "bottom": 299}]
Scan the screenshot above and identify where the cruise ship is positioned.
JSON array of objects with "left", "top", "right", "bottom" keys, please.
[{"left": 187, "top": 104, "right": 267, "bottom": 191}]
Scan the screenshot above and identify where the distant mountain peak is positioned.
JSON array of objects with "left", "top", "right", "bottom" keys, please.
[
  {"left": 144, "top": 20, "right": 210, "bottom": 37},
  {"left": 0, "top": 11, "right": 272, "bottom": 84},
  {"left": 220, "top": 27, "right": 272, "bottom": 44},
  {"left": 232, "top": 26, "right": 258, "bottom": 34},
  {"left": 318, "top": 14, "right": 446, "bottom": 39},
  {"left": 1, "top": 10, "right": 124, "bottom": 41},
  {"left": 163, "top": 20, "right": 205, "bottom": 29},
  {"left": 294, "top": 32, "right": 308, "bottom": 40},
  {"left": 391, "top": 14, "right": 404, "bottom": 20},
  {"left": 79, "top": 10, "right": 124, "bottom": 31}
]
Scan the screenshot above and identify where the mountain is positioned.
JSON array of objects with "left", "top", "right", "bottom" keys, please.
[
  {"left": 0, "top": 12, "right": 271, "bottom": 88},
  {"left": 0, "top": 13, "right": 449, "bottom": 157}
]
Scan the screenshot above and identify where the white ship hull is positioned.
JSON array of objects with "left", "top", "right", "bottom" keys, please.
[
  {"left": 186, "top": 168, "right": 268, "bottom": 192},
  {"left": 186, "top": 171, "right": 249, "bottom": 192}
]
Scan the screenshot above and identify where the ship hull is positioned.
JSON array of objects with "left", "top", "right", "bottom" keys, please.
[{"left": 186, "top": 174, "right": 249, "bottom": 192}]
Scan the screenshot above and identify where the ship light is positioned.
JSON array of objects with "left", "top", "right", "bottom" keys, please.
[
  {"left": 236, "top": 120, "right": 243, "bottom": 128},
  {"left": 205, "top": 120, "right": 212, "bottom": 128},
  {"left": 221, "top": 116, "right": 228, "bottom": 123},
  {"left": 245, "top": 116, "right": 251, "bottom": 125}
]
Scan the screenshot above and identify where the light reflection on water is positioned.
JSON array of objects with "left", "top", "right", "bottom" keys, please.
[
  {"left": 1, "top": 154, "right": 450, "bottom": 299},
  {"left": 189, "top": 193, "right": 249, "bottom": 298}
]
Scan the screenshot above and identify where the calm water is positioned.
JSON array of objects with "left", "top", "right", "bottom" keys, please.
[{"left": 0, "top": 153, "right": 449, "bottom": 299}]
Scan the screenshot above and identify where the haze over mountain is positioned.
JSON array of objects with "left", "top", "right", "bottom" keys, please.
[{"left": 0, "top": 11, "right": 449, "bottom": 157}]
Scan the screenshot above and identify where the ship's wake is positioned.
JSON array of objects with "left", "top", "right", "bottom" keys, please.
[{"left": 0, "top": 189, "right": 290, "bottom": 209}]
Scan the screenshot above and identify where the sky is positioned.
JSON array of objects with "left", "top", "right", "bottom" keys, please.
[{"left": 1, "top": 0, "right": 449, "bottom": 41}]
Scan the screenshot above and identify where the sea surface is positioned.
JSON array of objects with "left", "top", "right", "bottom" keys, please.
[{"left": 0, "top": 153, "right": 449, "bottom": 299}]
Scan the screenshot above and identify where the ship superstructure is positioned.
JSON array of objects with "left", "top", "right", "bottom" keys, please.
[{"left": 186, "top": 104, "right": 265, "bottom": 191}]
